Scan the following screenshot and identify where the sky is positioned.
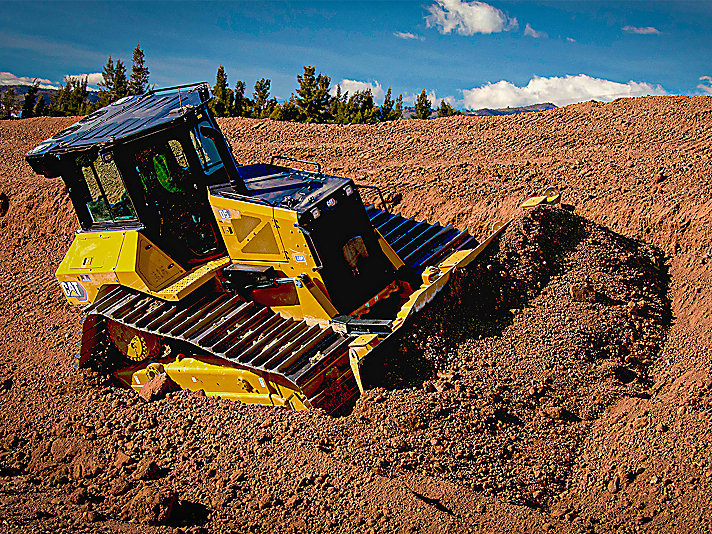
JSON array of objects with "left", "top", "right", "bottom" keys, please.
[{"left": 1, "top": 0, "right": 711, "bottom": 109}]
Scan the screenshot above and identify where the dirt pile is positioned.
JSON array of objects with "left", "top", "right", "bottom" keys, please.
[{"left": 0, "top": 95, "right": 711, "bottom": 533}]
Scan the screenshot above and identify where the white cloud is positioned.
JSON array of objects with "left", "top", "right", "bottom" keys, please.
[
  {"left": 566, "top": 37, "right": 576, "bottom": 43},
  {"left": 394, "top": 31, "right": 425, "bottom": 41},
  {"left": 622, "top": 25, "right": 661, "bottom": 35},
  {"left": 65, "top": 72, "right": 103, "bottom": 86},
  {"left": 332, "top": 79, "right": 385, "bottom": 101},
  {"left": 425, "top": 0, "right": 517, "bottom": 36},
  {"left": 698, "top": 76, "right": 712, "bottom": 95},
  {"left": 462, "top": 74, "right": 667, "bottom": 109},
  {"left": 0, "top": 71, "right": 58, "bottom": 89},
  {"left": 524, "top": 23, "right": 547, "bottom": 39}
]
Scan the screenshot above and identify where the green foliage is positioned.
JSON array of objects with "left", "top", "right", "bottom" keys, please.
[
  {"left": 380, "top": 87, "right": 402, "bottom": 121},
  {"left": 295, "top": 65, "right": 331, "bottom": 122},
  {"left": 21, "top": 82, "right": 39, "bottom": 118},
  {"left": 114, "top": 60, "right": 128, "bottom": 100},
  {"left": 1, "top": 89, "right": 17, "bottom": 118},
  {"left": 33, "top": 95, "right": 46, "bottom": 117},
  {"left": 49, "top": 77, "right": 91, "bottom": 116},
  {"left": 345, "top": 89, "right": 380, "bottom": 124},
  {"left": 252, "top": 78, "right": 271, "bottom": 118},
  {"left": 129, "top": 44, "right": 150, "bottom": 95},
  {"left": 414, "top": 89, "right": 432, "bottom": 119},
  {"left": 395, "top": 94, "right": 403, "bottom": 119},
  {"left": 232, "top": 80, "right": 251, "bottom": 117},
  {"left": 98, "top": 56, "right": 116, "bottom": 107},
  {"left": 211, "top": 65, "right": 233, "bottom": 117},
  {"left": 437, "top": 99, "right": 457, "bottom": 117}
]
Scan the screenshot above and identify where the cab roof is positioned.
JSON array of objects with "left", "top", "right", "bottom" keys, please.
[{"left": 26, "top": 84, "right": 211, "bottom": 176}]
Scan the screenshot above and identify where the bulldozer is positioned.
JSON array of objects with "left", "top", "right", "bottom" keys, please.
[{"left": 26, "top": 83, "right": 559, "bottom": 415}]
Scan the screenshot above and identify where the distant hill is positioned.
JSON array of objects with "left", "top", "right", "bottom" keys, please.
[
  {"left": 0, "top": 84, "right": 100, "bottom": 106},
  {"left": 402, "top": 102, "right": 556, "bottom": 119},
  {"left": 463, "top": 102, "right": 557, "bottom": 116}
]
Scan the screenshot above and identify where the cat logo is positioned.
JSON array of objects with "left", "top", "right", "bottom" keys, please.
[{"left": 59, "top": 281, "right": 87, "bottom": 301}]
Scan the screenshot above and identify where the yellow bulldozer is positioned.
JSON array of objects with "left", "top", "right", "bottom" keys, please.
[{"left": 26, "top": 83, "right": 558, "bottom": 414}]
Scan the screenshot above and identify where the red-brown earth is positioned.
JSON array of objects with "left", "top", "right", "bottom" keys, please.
[{"left": 0, "top": 95, "right": 711, "bottom": 533}]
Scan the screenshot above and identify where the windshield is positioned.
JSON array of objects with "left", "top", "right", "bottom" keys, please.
[{"left": 75, "top": 151, "right": 137, "bottom": 225}]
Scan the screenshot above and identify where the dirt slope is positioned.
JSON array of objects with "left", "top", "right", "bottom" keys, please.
[{"left": 0, "top": 95, "right": 711, "bottom": 533}]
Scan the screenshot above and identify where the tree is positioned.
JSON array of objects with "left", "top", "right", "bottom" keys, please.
[
  {"left": 380, "top": 87, "right": 399, "bottom": 121},
  {"left": 98, "top": 56, "right": 116, "bottom": 106},
  {"left": 345, "top": 89, "right": 379, "bottom": 124},
  {"left": 252, "top": 78, "right": 271, "bottom": 118},
  {"left": 211, "top": 65, "right": 231, "bottom": 117},
  {"left": 33, "top": 95, "right": 46, "bottom": 117},
  {"left": 394, "top": 94, "right": 403, "bottom": 119},
  {"left": 295, "top": 65, "right": 331, "bottom": 122},
  {"left": 414, "top": 89, "right": 432, "bottom": 119},
  {"left": 21, "top": 81, "right": 39, "bottom": 118},
  {"left": 232, "top": 80, "right": 251, "bottom": 117},
  {"left": 113, "top": 60, "right": 129, "bottom": 100},
  {"left": 437, "top": 99, "right": 456, "bottom": 117},
  {"left": 129, "top": 43, "right": 150, "bottom": 95},
  {"left": 1, "top": 89, "right": 16, "bottom": 118}
]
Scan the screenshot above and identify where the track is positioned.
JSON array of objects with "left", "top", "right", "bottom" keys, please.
[{"left": 79, "top": 285, "right": 355, "bottom": 411}]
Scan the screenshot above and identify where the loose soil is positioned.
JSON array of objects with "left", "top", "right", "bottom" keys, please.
[{"left": 1, "top": 95, "right": 711, "bottom": 533}]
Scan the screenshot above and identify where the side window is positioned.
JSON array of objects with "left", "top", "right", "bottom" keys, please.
[
  {"left": 76, "top": 152, "right": 137, "bottom": 225},
  {"left": 190, "top": 121, "right": 222, "bottom": 173}
]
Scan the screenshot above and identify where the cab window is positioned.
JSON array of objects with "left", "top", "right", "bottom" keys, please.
[
  {"left": 75, "top": 151, "right": 137, "bottom": 225},
  {"left": 190, "top": 121, "right": 222, "bottom": 173}
]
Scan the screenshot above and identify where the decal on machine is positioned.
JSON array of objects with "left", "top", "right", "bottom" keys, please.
[
  {"left": 293, "top": 254, "right": 307, "bottom": 263},
  {"left": 59, "top": 280, "right": 88, "bottom": 301},
  {"left": 218, "top": 209, "right": 231, "bottom": 220}
]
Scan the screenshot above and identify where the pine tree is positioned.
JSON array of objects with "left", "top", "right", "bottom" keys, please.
[
  {"left": 113, "top": 60, "right": 129, "bottom": 100},
  {"left": 98, "top": 56, "right": 116, "bottom": 106},
  {"left": 212, "top": 66, "right": 229, "bottom": 117},
  {"left": 33, "top": 95, "right": 46, "bottom": 117},
  {"left": 437, "top": 99, "right": 456, "bottom": 117},
  {"left": 1, "top": 89, "right": 16, "bottom": 118},
  {"left": 345, "top": 89, "right": 379, "bottom": 124},
  {"left": 252, "top": 78, "right": 271, "bottom": 118},
  {"left": 395, "top": 94, "right": 403, "bottom": 119},
  {"left": 380, "top": 87, "right": 396, "bottom": 121},
  {"left": 129, "top": 44, "right": 150, "bottom": 95},
  {"left": 295, "top": 65, "right": 331, "bottom": 122},
  {"left": 414, "top": 89, "right": 431, "bottom": 119},
  {"left": 21, "top": 82, "right": 39, "bottom": 118},
  {"left": 233, "top": 80, "right": 249, "bottom": 117}
]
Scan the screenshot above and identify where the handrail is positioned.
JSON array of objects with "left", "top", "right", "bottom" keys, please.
[
  {"left": 355, "top": 184, "right": 390, "bottom": 215},
  {"left": 294, "top": 224, "right": 324, "bottom": 272},
  {"left": 270, "top": 155, "right": 322, "bottom": 175}
]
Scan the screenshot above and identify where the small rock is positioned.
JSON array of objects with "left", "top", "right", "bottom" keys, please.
[
  {"left": 69, "top": 487, "right": 88, "bottom": 505},
  {"left": 608, "top": 476, "right": 620, "bottom": 493},
  {"left": 570, "top": 281, "right": 596, "bottom": 303},
  {"left": 110, "top": 478, "right": 132, "bottom": 496},
  {"left": 133, "top": 457, "right": 160, "bottom": 480},
  {"left": 115, "top": 450, "right": 132, "bottom": 469},
  {"left": 139, "top": 373, "right": 180, "bottom": 402},
  {"left": 123, "top": 485, "right": 176, "bottom": 524},
  {"left": 286, "top": 495, "right": 302, "bottom": 508}
]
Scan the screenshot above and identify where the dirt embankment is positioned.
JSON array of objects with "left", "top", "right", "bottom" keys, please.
[{"left": 0, "top": 95, "right": 711, "bottom": 533}]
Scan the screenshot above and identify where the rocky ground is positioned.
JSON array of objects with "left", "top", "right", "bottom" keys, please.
[{"left": 0, "top": 95, "right": 711, "bottom": 533}]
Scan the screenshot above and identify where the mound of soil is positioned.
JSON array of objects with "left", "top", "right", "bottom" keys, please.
[{"left": 0, "top": 95, "right": 711, "bottom": 533}]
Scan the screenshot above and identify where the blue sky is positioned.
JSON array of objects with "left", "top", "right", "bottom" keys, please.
[{"left": 1, "top": 1, "right": 711, "bottom": 108}]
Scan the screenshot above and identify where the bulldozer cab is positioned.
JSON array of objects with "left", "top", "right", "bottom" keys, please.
[{"left": 26, "top": 85, "right": 231, "bottom": 268}]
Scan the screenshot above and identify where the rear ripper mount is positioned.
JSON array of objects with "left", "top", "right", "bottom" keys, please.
[{"left": 26, "top": 82, "right": 561, "bottom": 415}]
